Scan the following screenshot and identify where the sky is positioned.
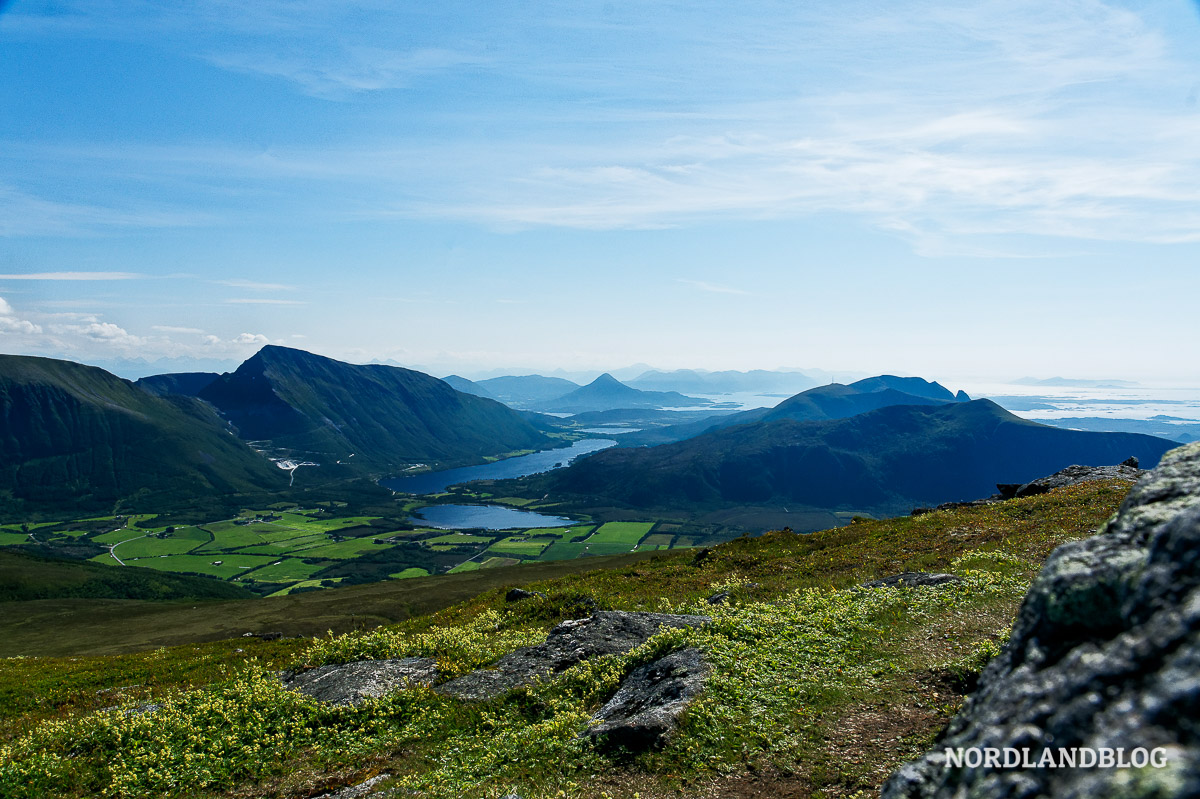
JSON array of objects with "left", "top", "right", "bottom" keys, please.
[{"left": 1, "top": 0, "right": 1199, "bottom": 384}]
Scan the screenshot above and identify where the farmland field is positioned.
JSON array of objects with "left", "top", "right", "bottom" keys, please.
[{"left": 5, "top": 500, "right": 719, "bottom": 599}]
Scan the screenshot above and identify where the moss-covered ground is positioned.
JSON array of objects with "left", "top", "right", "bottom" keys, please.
[{"left": 0, "top": 480, "right": 1131, "bottom": 798}]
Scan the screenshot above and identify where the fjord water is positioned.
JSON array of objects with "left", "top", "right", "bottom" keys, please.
[
  {"left": 381, "top": 438, "right": 617, "bottom": 495},
  {"left": 414, "top": 504, "right": 576, "bottom": 530}
]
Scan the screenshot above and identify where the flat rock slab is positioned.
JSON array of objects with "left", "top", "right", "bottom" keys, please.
[
  {"left": 883, "top": 442, "right": 1200, "bottom": 799},
  {"left": 862, "top": 572, "right": 963, "bottom": 589},
  {"left": 282, "top": 658, "right": 438, "bottom": 706},
  {"left": 584, "top": 647, "right": 709, "bottom": 749},
  {"left": 437, "top": 611, "right": 710, "bottom": 701}
]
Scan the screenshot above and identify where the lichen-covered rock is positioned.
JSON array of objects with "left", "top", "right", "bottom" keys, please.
[
  {"left": 882, "top": 442, "right": 1200, "bottom": 799},
  {"left": 862, "top": 572, "right": 964, "bottom": 589},
  {"left": 584, "top": 647, "right": 708, "bottom": 749},
  {"left": 1011, "top": 461, "right": 1142, "bottom": 499},
  {"left": 281, "top": 658, "right": 438, "bottom": 706},
  {"left": 312, "top": 773, "right": 394, "bottom": 799},
  {"left": 437, "top": 611, "right": 710, "bottom": 701}
]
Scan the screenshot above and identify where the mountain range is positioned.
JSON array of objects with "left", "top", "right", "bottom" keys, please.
[
  {"left": 0, "top": 347, "right": 555, "bottom": 516},
  {"left": 623, "top": 375, "right": 969, "bottom": 445},
  {"left": 196, "top": 346, "right": 553, "bottom": 473},
  {"left": 0, "top": 354, "right": 285, "bottom": 516},
  {"left": 519, "top": 399, "right": 1176, "bottom": 516}
]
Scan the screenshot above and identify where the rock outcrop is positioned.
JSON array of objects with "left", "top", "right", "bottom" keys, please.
[
  {"left": 1002, "top": 460, "right": 1144, "bottom": 499},
  {"left": 282, "top": 658, "right": 438, "bottom": 706},
  {"left": 437, "top": 611, "right": 710, "bottom": 701},
  {"left": 862, "top": 572, "right": 964, "bottom": 590},
  {"left": 584, "top": 647, "right": 709, "bottom": 749},
  {"left": 882, "top": 442, "right": 1200, "bottom": 799}
]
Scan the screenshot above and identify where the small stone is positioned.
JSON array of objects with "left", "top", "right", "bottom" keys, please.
[{"left": 862, "top": 572, "right": 963, "bottom": 589}]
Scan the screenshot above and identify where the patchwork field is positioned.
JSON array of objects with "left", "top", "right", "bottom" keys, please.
[{"left": 5, "top": 505, "right": 717, "bottom": 597}]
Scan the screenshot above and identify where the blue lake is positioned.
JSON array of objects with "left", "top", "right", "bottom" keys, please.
[
  {"left": 381, "top": 438, "right": 617, "bottom": 495},
  {"left": 415, "top": 504, "right": 576, "bottom": 530}
]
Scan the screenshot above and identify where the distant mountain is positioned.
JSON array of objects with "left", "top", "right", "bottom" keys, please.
[
  {"left": 474, "top": 375, "right": 581, "bottom": 408},
  {"left": 441, "top": 374, "right": 496, "bottom": 399},
  {"left": 0, "top": 354, "right": 285, "bottom": 517},
  {"left": 629, "top": 369, "right": 819, "bottom": 395},
  {"left": 844, "top": 375, "right": 966, "bottom": 401},
  {"left": 624, "top": 377, "right": 969, "bottom": 446},
  {"left": 135, "top": 371, "right": 220, "bottom": 397},
  {"left": 532, "top": 373, "right": 713, "bottom": 414},
  {"left": 527, "top": 399, "right": 1175, "bottom": 516},
  {"left": 199, "top": 346, "right": 553, "bottom": 473}
]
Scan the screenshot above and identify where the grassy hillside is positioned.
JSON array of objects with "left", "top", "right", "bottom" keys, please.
[
  {"left": 0, "top": 479, "right": 1132, "bottom": 798},
  {"left": 0, "top": 549, "right": 254, "bottom": 602},
  {"left": 0, "top": 355, "right": 287, "bottom": 518}
]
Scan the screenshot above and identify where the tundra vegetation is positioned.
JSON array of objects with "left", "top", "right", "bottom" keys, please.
[{"left": 0, "top": 480, "right": 1130, "bottom": 798}]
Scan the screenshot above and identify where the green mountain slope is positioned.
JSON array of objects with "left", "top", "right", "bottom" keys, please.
[
  {"left": 625, "top": 376, "right": 966, "bottom": 446},
  {"left": 0, "top": 548, "right": 253, "bottom": 601},
  {"left": 0, "top": 355, "right": 286, "bottom": 517},
  {"left": 199, "top": 346, "right": 553, "bottom": 473},
  {"left": 530, "top": 399, "right": 1176, "bottom": 514}
]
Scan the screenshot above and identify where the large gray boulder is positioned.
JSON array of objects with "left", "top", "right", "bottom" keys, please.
[
  {"left": 584, "top": 647, "right": 709, "bottom": 749},
  {"left": 437, "top": 611, "right": 710, "bottom": 701},
  {"left": 882, "top": 442, "right": 1200, "bottom": 799},
  {"left": 282, "top": 658, "right": 438, "bottom": 706}
]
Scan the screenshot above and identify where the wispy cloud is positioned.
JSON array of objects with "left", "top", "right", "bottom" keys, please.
[
  {"left": 152, "top": 325, "right": 206, "bottom": 334},
  {"left": 215, "top": 279, "right": 297, "bottom": 291},
  {"left": 0, "top": 271, "right": 143, "bottom": 280},
  {"left": 677, "top": 279, "right": 750, "bottom": 296},
  {"left": 224, "top": 298, "right": 307, "bottom": 305}
]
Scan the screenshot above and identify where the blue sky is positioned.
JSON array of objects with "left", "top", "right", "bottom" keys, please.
[{"left": 1, "top": 0, "right": 1198, "bottom": 382}]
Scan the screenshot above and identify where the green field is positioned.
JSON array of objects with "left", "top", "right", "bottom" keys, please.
[
  {"left": 447, "top": 561, "right": 481, "bottom": 573},
  {"left": 295, "top": 538, "right": 393, "bottom": 560},
  {"left": 389, "top": 568, "right": 430, "bottom": 579},
  {"left": 240, "top": 559, "right": 331, "bottom": 583},
  {"left": 111, "top": 535, "right": 207, "bottom": 559},
  {"left": 5, "top": 502, "right": 709, "bottom": 598},
  {"left": 485, "top": 537, "right": 550, "bottom": 557},
  {"left": 121, "top": 553, "right": 279, "bottom": 580}
]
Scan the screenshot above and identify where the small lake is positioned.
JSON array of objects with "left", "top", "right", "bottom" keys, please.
[
  {"left": 381, "top": 438, "right": 617, "bottom": 495},
  {"left": 415, "top": 504, "right": 576, "bottom": 530}
]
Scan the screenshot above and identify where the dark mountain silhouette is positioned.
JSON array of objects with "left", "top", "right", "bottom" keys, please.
[
  {"left": 625, "top": 377, "right": 969, "bottom": 446},
  {"left": 474, "top": 375, "right": 581, "bottom": 407},
  {"left": 628, "top": 369, "right": 818, "bottom": 395},
  {"left": 527, "top": 400, "right": 1176, "bottom": 516},
  {"left": 532, "top": 373, "right": 712, "bottom": 414},
  {"left": 0, "top": 355, "right": 284, "bottom": 516},
  {"left": 440, "top": 374, "right": 496, "bottom": 399},
  {"left": 134, "top": 371, "right": 220, "bottom": 397},
  {"left": 198, "top": 346, "right": 552, "bottom": 472}
]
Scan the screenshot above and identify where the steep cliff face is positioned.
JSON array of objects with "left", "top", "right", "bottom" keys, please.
[{"left": 883, "top": 442, "right": 1200, "bottom": 798}]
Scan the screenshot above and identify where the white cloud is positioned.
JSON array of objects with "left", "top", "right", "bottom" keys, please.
[
  {"left": 152, "top": 325, "right": 206, "bottom": 334},
  {"left": 232, "top": 333, "right": 271, "bottom": 345},
  {"left": 224, "top": 298, "right": 307, "bottom": 305},
  {"left": 0, "top": 271, "right": 143, "bottom": 280},
  {"left": 215, "top": 279, "right": 297, "bottom": 291},
  {"left": 0, "top": 296, "right": 43, "bottom": 334}
]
